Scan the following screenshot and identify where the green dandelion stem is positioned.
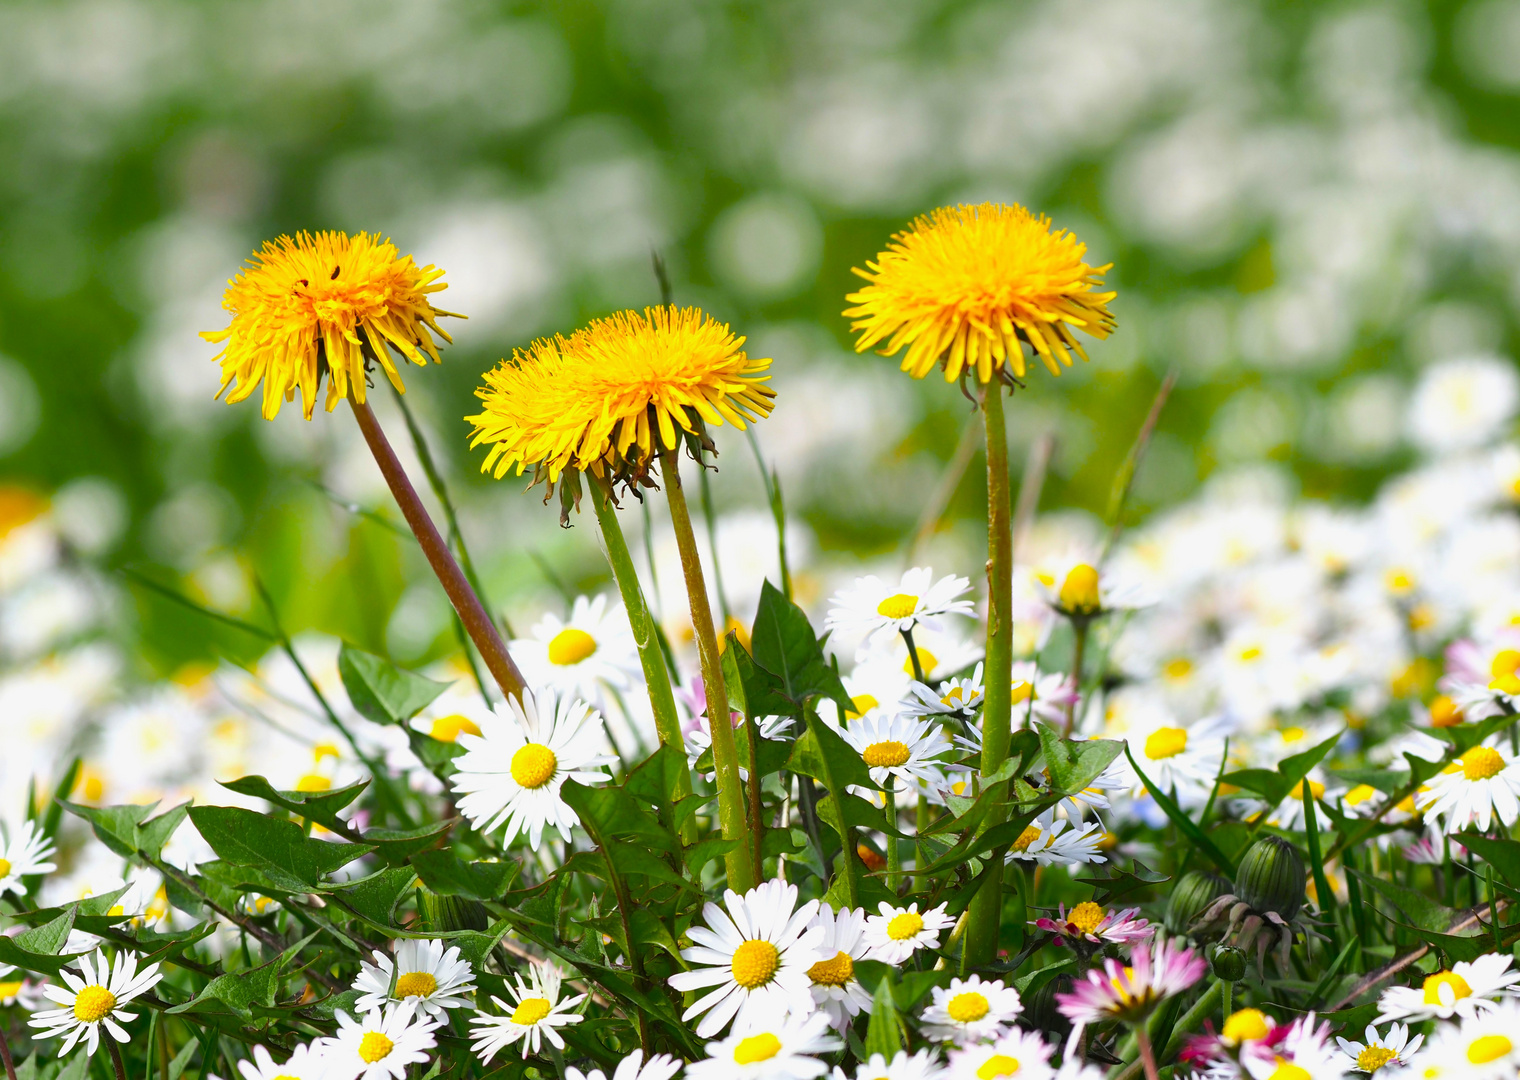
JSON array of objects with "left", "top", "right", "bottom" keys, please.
[{"left": 660, "top": 446, "right": 755, "bottom": 893}]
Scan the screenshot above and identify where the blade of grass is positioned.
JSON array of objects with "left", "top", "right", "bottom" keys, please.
[
  {"left": 1124, "top": 745, "right": 1235, "bottom": 875},
  {"left": 120, "top": 567, "right": 276, "bottom": 641},
  {"left": 1100, "top": 368, "right": 1178, "bottom": 565}
]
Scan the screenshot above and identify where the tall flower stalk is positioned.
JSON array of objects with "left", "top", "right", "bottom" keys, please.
[{"left": 845, "top": 202, "right": 1116, "bottom": 968}]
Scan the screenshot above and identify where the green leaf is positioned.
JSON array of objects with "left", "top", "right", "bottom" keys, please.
[
  {"left": 218, "top": 775, "right": 369, "bottom": 833},
  {"left": 412, "top": 851, "right": 520, "bottom": 902},
  {"left": 1349, "top": 867, "right": 1461, "bottom": 933},
  {"left": 0, "top": 908, "right": 79, "bottom": 975},
  {"left": 864, "top": 971, "right": 903, "bottom": 1058},
  {"left": 188, "top": 805, "right": 373, "bottom": 890},
  {"left": 684, "top": 837, "right": 743, "bottom": 877},
  {"left": 1458, "top": 834, "right": 1520, "bottom": 889},
  {"left": 1126, "top": 746, "right": 1235, "bottom": 875},
  {"left": 333, "top": 866, "right": 420, "bottom": 927},
  {"left": 59, "top": 800, "right": 190, "bottom": 863},
  {"left": 558, "top": 779, "right": 681, "bottom": 855},
  {"left": 168, "top": 960, "right": 279, "bottom": 1019},
  {"left": 1329, "top": 768, "right": 1403, "bottom": 795},
  {"left": 816, "top": 792, "right": 912, "bottom": 840},
  {"left": 1037, "top": 727, "right": 1124, "bottom": 797},
  {"left": 360, "top": 820, "right": 454, "bottom": 863},
  {"left": 1222, "top": 731, "right": 1341, "bottom": 808},
  {"left": 750, "top": 580, "right": 850, "bottom": 714},
  {"left": 788, "top": 720, "right": 877, "bottom": 792},
  {"left": 338, "top": 643, "right": 449, "bottom": 726},
  {"left": 450, "top": 918, "right": 515, "bottom": 968}
]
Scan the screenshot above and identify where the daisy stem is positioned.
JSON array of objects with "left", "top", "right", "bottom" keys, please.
[
  {"left": 901, "top": 626, "right": 928, "bottom": 684},
  {"left": 660, "top": 446, "right": 755, "bottom": 893},
  {"left": 916, "top": 796, "right": 930, "bottom": 892},
  {"left": 0, "top": 1023, "right": 15, "bottom": 1080},
  {"left": 1065, "top": 617, "right": 1088, "bottom": 737},
  {"left": 885, "top": 779, "right": 901, "bottom": 889},
  {"left": 1133, "top": 1025, "right": 1161, "bottom": 1080},
  {"left": 107, "top": 1037, "right": 129, "bottom": 1080},
  {"left": 965, "top": 380, "right": 1015, "bottom": 969},
  {"left": 348, "top": 397, "right": 527, "bottom": 702},
  {"left": 590, "top": 480, "right": 696, "bottom": 830},
  {"left": 1220, "top": 980, "right": 1231, "bottom": 1024}
]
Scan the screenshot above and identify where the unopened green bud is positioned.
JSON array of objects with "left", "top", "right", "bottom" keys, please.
[
  {"left": 421, "top": 891, "right": 489, "bottom": 933},
  {"left": 1166, "top": 870, "right": 1231, "bottom": 934},
  {"left": 1234, "top": 835, "right": 1307, "bottom": 921},
  {"left": 1210, "top": 944, "right": 1247, "bottom": 983},
  {"left": 1024, "top": 974, "right": 1073, "bottom": 1040}
]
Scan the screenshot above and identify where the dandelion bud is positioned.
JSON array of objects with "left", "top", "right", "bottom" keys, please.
[
  {"left": 1210, "top": 944, "right": 1247, "bottom": 983},
  {"left": 1023, "top": 974, "right": 1073, "bottom": 1042},
  {"left": 1234, "top": 835, "right": 1308, "bottom": 921},
  {"left": 1166, "top": 870, "right": 1231, "bottom": 934}
]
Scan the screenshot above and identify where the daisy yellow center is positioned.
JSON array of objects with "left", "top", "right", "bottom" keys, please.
[
  {"left": 847, "top": 694, "right": 879, "bottom": 718},
  {"left": 1222, "top": 1009, "right": 1270, "bottom": 1043},
  {"left": 887, "top": 912, "right": 924, "bottom": 940},
  {"left": 1356, "top": 1046, "right": 1397, "bottom": 1072},
  {"left": 1108, "top": 966, "right": 1137, "bottom": 1001},
  {"left": 1163, "top": 657, "right": 1193, "bottom": 680},
  {"left": 1429, "top": 695, "right": 1463, "bottom": 728},
  {"left": 1066, "top": 901, "right": 1105, "bottom": 935},
  {"left": 510, "top": 998, "right": 552, "bottom": 1026},
  {"left": 1060, "top": 565, "right": 1101, "bottom": 612},
  {"left": 274, "top": 1075, "right": 300, "bottom": 1080},
  {"left": 903, "top": 648, "right": 939, "bottom": 676},
  {"left": 358, "top": 1032, "right": 394, "bottom": 1063},
  {"left": 1423, "top": 971, "right": 1472, "bottom": 1004},
  {"left": 395, "top": 971, "right": 437, "bottom": 998},
  {"left": 947, "top": 991, "right": 991, "bottom": 1023},
  {"left": 1463, "top": 747, "right": 1505, "bottom": 781},
  {"left": 511, "top": 744, "right": 558, "bottom": 789},
  {"left": 806, "top": 951, "right": 855, "bottom": 987},
  {"left": 1493, "top": 650, "right": 1520, "bottom": 679},
  {"left": 1010, "top": 681, "right": 1034, "bottom": 704},
  {"left": 1468, "top": 1035, "right": 1513, "bottom": 1064},
  {"left": 733, "top": 1033, "right": 782, "bottom": 1065},
  {"left": 296, "top": 774, "right": 331, "bottom": 792},
  {"left": 72, "top": 985, "right": 115, "bottom": 1023},
  {"left": 1012, "top": 825, "right": 1042, "bottom": 853},
  {"left": 0, "top": 980, "right": 22, "bottom": 999},
  {"left": 0, "top": 858, "right": 11, "bottom": 879},
  {"left": 1145, "top": 727, "right": 1188, "bottom": 760},
  {"left": 1344, "top": 784, "right": 1378, "bottom": 807},
  {"left": 976, "top": 1054, "right": 1021, "bottom": 1079},
  {"left": 1267, "top": 1059, "right": 1309, "bottom": 1080},
  {"left": 877, "top": 594, "right": 920, "bottom": 620},
  {"left": 863, "top": 740, "right": 911, "bottom": 768},
  {"left": 431, "top": 714, "right": 482, "bottom": 742},
  {"left": 731, "top": 940, "right": 781, "bottom": 988},
  {"left": 548, "top": 628, "right": 598, "bottom": 666}
]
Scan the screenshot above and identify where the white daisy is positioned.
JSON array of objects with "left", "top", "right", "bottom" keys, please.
[
  {"left": 353, "top": 938, "right": 477, "bottom": 1019},
  {"left": 238, "top": 1043, "right": 328, "bottom": 1080},
  {"left": 836, "top": 1050, "right": 944, "bottom": 1080},
  {"left": 1004, "top": 811, "right": 1106, "bottom": 867},
  {"left": 1033, "top": 557, "right": 1151, "bottom": 617},
  {"left": 920, "top": 975, "right": 1022, "bottom": 1045},
  {"left": 567, "top": 1049, "right": 684, "bottom": 1080},
  {"left": 1416, "top": 740, "right": 1520, "bottom": 835},
  {"left": 512, "top": 595, "right": 641, "bottom": 707},
  {"left": 470, "top": 963, "right": 586, "bottom": 1062},
  {"left": 667, "top": 879, "right": 824, "bottom": 1038},
  {"left": 1375, "top": 954, "right": 1520, "bottom": 1023},
  {"left": 0, "top": 819, "right": 56, "bottom": 892},
  {"left": 1417, "top": 1001, "right": 1520, "bottom": 1080},
  {"left": 1241, "top": 1012, "right": 1342, "bottom": 1080},
  {"left": 804, "top": 904, "right": 872, "bottom": 1030},
  {"left": 28, "top": 948, "right": 163, "bottom": 1056},
  {"left": 1335, "top": 1023, "right": 1423, "bottom": 1074},
  {"left": 323, "top": 1001, "right": 440, "bottom": 1080},
  {"left": 450, "top": 687, "right": 616, "bottom": 850},
  {"left": 686, "top": 713, "right": 795, "bottom": 781},
  {"left": 0, "top": 965, "right": 44, "bottom": 1010},
  {"left": 1109, "top": 708, "right": 1232, "bottom": 807},
  {"left": 944, "top": 1029, "right": 1055, "bottom": 1080},
  {"left": 861, "top": 901, "right": 955, "bottom": 964},
  {"left": 840, "top": 714, "right": 950, "bottom": 790},
  {"left": 902, "top": 664, "right": 986, "bottom": 724},
  {"left": 1407, "top": 355, "right": 1519, "bottom": 455},
  {"left": 686, "top": 1008, "right": 843, "bottom": 1080},
  {"left": 825, "top": 568, "right": 975, "bottom": 644}
]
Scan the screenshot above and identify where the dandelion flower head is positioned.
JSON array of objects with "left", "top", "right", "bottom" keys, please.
[
  {"left": 203, "top": 231, "right": 458, "bottom": 420},
  {"left": 846, "top": 203, "right": 1116, "bottom": 384},
  {"left": 467, "top": 305, "right": 774, "bottom": 489}
]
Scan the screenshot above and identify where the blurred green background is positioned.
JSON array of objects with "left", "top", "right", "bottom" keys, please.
[{"left": 4, "top": 0, "right": 1520, "bottom": 674}]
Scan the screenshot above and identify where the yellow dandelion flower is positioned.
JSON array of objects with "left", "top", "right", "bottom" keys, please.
[
  {"left": 466, "top": 305, "right": 774, "bottom": 486},
  {"left": 202, "top": 231, "right": 460, "bottom": 420},
  {"left": 845, "top": 203, "right": 1116, "bottom": 383}
]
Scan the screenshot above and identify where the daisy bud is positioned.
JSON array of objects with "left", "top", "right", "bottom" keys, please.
[
  {"left": 1209, "top": 945, "right": 1247, "bottom": 983},
  {"left": 421, "top": 892, "right": 489, "bottom": 934},
  {"left": 1165, "top": 870, "right": 1231, "bottom": 935},
  {"left": 1233, "top": 836, "right": 1307, "bottom": 921}
]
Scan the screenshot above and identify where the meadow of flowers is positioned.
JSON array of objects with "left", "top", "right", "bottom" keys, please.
[{"left": 7, "top": 203, "right": 1520, "bottom": 1080}]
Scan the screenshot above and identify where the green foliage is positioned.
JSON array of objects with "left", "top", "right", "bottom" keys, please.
[
  {"left": 187, "top": 805, "right": 373, "bottom": 890},
  {"left": 338, "top": 643, "right": 450, "bottom": 726}
]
